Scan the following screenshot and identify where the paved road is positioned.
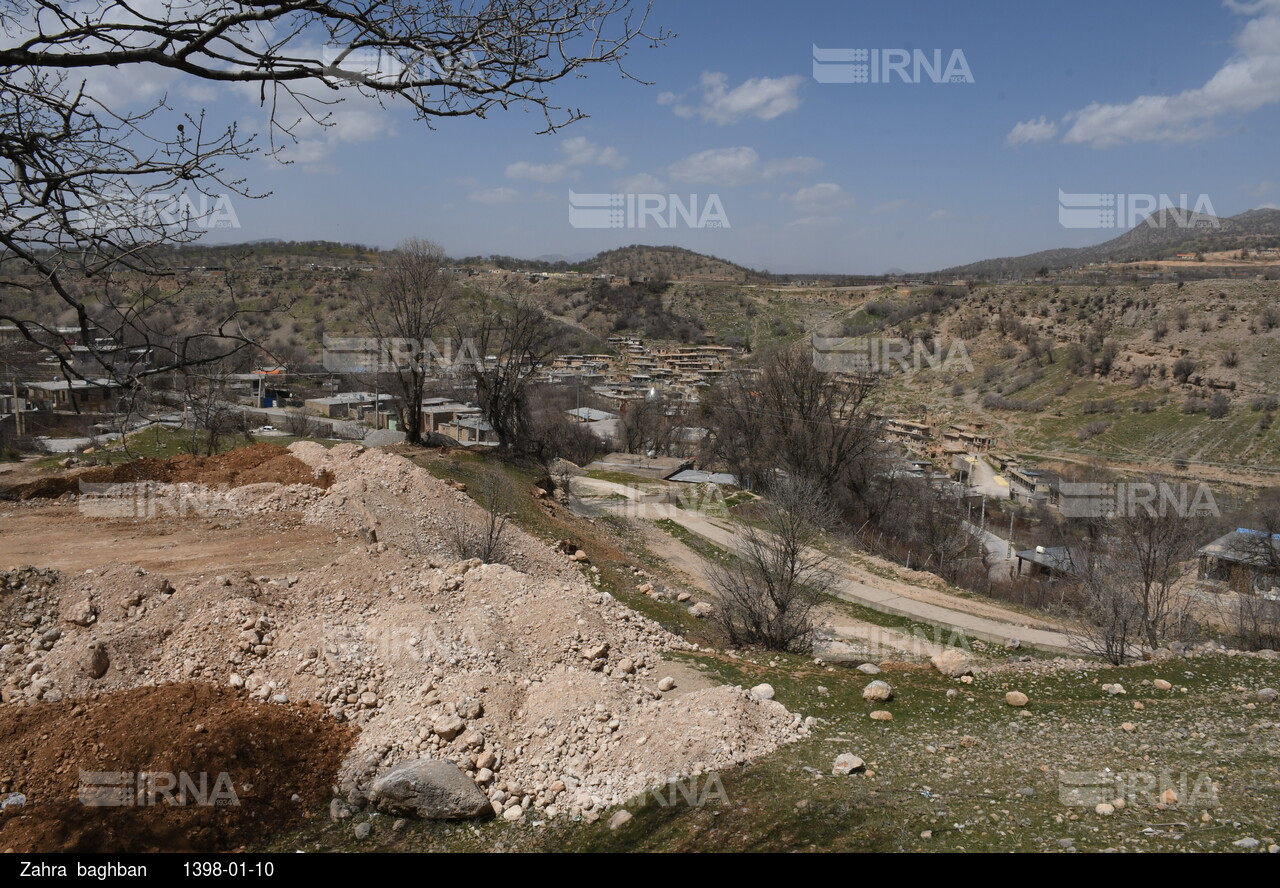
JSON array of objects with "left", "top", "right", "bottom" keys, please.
[{"left": 570, "top": 475, "right": 1078, "bottom": 655}]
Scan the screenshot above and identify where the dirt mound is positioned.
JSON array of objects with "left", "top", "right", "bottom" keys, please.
[
  {"left": 1, "top": 444, "right": 807, "bottom": 824},
  {"left": 6, "top": 444, "right": 332, "bottom": 501},
  {"left": 0, "top": 683, "right": 355, "bottom": 852}
]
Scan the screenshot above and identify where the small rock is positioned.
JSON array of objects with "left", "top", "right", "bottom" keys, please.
[
  {"left": 616, "top": 658, "right": 635, "bottom": 675},
  {"left": 869, "top": 710, "right": 893, "bottom": 721},
  {"left": 832, "top": 754, "right": 865, "bottom": 775},
  {"left": 1153, "top": 679, "right": 1173, "bottom": 691},
  {"left": 502, "top": 805, "right": 524, "bottom": 821},
  {"left": 1005, "top": 691, "right": 1028, "bottom": 707},
  {"left": 431, "top": 715, "right": 466, "bottom": 741},
  {"left": 608, "top": 810, "right": 632, "bottom": 830},
  {"left": 1233, "top": 837, "right": 1260, "bottom": 849},
  {"left": 749, "top": 683, "right": 775, "bottom": 701},
  {"left": 856, "top": 663, "right": 881, "bottom": 675},
  {"left": 657, "top": 677, "right": 676, "bottom": 692},
  {"left": 1258, "top": 688, "right": 1278, "bottom": 704},
  {"left": 353, "top": 821, "right": 372, "bottom": 840},
  {"left": 1095, "top": 803, "right": 1115, "bottom": 815},
  {"left": 1160, "top": 788, "right": 1178, "bottom": 805},
  {"left": 1121, "top": 722, "right": 1136, "bottom": 733},
  {"left": 862, "top": 680, "right": 893, "bottom": 702},
  {"left": 930, "top": 648, "right": 975, "bottom": 678}
]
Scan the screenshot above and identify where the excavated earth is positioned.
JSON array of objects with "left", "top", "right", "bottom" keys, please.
[{"left": 0, "top": 443, "right": 806, "bottom": 849}]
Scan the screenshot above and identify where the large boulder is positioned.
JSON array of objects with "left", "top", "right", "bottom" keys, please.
[
  {"left": 930, "top": 649, "right": 975, "bottom": 678},
  {"left": 368, "top": 759, "right": 491, "bottom": 820}
]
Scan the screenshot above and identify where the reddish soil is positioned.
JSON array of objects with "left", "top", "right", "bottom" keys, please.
[
  {"left": 4, "top": 444, "right": 333, "bottom": 501},
  {"left": 0, "top": 683, "right": 356, "bottom": 852}
]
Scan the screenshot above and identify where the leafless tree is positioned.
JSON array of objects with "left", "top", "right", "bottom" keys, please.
[
  {"left": 1065, "top": 546, "right": 1143, "bottom": 666},
  {"left": 182, "top": 363, "right": 245, "bottom": 455},
  {"left": 700, "top": 343, "right": 881, "bottom": 503},
  {"left": 447, "top": 465, "right": 514, "bottom": 564},
  {"left": 620, "top": 392, "right": 677, "bottom": 455},
  {"left": 1107, "top": 489, "right": 1205, "bottom": 648},
  {"left": 708, "top": 477, "right": 839, "bottom": 653},
  {"left": 0, "top": 1, "right": 668, "bottom": 385},
  {"left": 357, "top": 238, "right": 452, "bottom": 445},
  {"left": 282, "top": 407, "right": 319, "bottom": 438},
  {"left": 463, "top": 296, "right": 563, "bottom": 458}
]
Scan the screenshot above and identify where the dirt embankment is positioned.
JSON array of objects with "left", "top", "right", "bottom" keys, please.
[
  {"left": 0, "top": 682, "right": 355, "bottom": 852},
  {"left": 3, "top": 444, "right": 333, "bottom": 501}
]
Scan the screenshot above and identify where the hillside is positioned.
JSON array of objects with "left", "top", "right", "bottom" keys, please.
[
  {"left": 581, "top": 245, "right": 765, "bottom": 282},
  {"left": 812, "top": 277, "right": 1280, "bottom": 476},
  {"left": 938, "top": 208, "right": 1280, "bottom": 278}
]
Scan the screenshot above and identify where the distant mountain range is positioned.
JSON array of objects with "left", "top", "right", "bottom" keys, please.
[{"left": 935, "top": 207, "right": 1280, "bottom": 278}]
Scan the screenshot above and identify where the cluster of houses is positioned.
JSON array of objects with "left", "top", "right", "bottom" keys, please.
[{"left": 542, "top": 338, "right": 736, "bottom": 406}]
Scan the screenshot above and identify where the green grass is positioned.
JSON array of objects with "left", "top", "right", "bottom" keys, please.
[{"left": 258, "top": 650, "right": 1280, "bottom": 853}]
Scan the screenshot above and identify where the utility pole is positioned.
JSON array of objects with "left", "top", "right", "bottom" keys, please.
[{"left": 1007, "top": 510, "right": 1015, "bottom": 558}]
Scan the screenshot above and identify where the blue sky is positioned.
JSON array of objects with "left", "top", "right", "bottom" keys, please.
[{"left": 161, "top": 0, "right": 1280, "bottom": 273}]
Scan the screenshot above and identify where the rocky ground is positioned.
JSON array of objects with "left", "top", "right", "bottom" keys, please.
[
  {"left": 0, "top": 443, "right": 805, "bottom": 850},
  {"left": 3, "top": 442, "right": 1279, "bottom": 853}
]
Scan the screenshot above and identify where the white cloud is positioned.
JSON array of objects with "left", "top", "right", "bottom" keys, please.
[
  {"left": 783, "top": 183, "right": 854, "bottom": 215},
  {"left": 505, "top": 136, "right": 627, "bottom": 182},
  {"left": 1244, "top": 179, "right": 1277, "bottom": 197},
  {"left": 560, "top": 136, "right": 627, "bottom": 169},
  {"left": 614, "top": 173, "right": 667, "bottom": 194},
  {"left": 469, "top": 187, "right": 519, "bottom": 205},
  {"left": 929, "top": 209, "right": 949, "bottom": 220},
  {"left": 1005, "top": 116, "right": 1060, "bottom": 146},
  {"left": 669, "top": 146, "right": 761, "bottom": 186},
  {"left": 267, "top": 102, "right": 397, "bottom": 171},
  {"left": 505, "top": 161, "right": 567, "bottom": 183},
  {"left": 668, "top": 147, "right": 818, "bottom": 187},
  {"left": 1010, "top": 0, "right": 1280, "bottom": 148},
  {"left": 665, "top": 71, "right": 804, "bottom": 125},
  {"left": 762, "top": 156, "right": 823, "bottom": 179}
]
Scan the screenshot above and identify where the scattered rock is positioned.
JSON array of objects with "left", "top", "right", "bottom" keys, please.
[
  {"left": 608, "top": 809, "right": 632, "bottom": 830},
  {"left": 869, "top": 710, "right": 893, "bottom": 721},
  {"left": 832, "top": 754, "right": 865, "bottom": 775},
  {"left": 83, "top": 641, "right": 110, "bottom": 679},
  {"left": 1153, "top": 679, "right": 1173, "bottom": 691},
  {"left": 1004, "top": 691, "right": 1028, "bottom": 707},
  {"left": 657, "top": 676, "right": 676, "bottom": 692},
  {"left": 1095, "top": 803, "right": 1115, "bottom": 815},
  {"left": 862, "top": 680, "right": 893, "bottom": 702},
  {"left": 1258, "top": 688, "right": 1278, "bottom": 704},
  {"left": 431, "top": 715, "right": 466, "bottom": 741},
  {"left": 856, "top": 663, "right": 881, "bottom": 675},
  {"left": 353, "top": 821, "right": 372, "bottom": 840},
  {"left": 749, "top": 683, "right": 775, "bottom": 701},
  {"left": 930, "top": 649, "right": 975, "bottom": 678},
  {"left": 367, "top": 759, "right": 491, "bottom": 820}
]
